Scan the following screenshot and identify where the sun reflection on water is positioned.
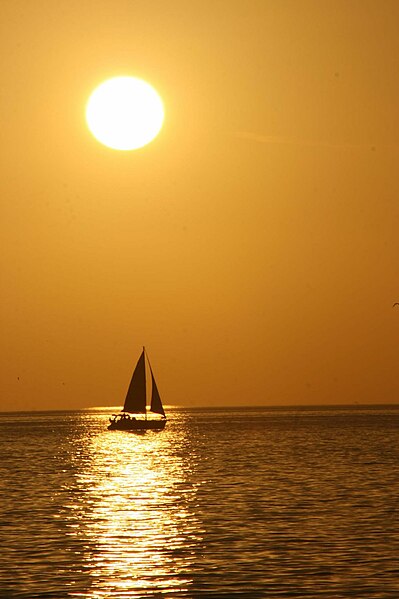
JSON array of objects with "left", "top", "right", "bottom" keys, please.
[{"left": 69, "top": 419, "right": 203, "bottom": 598}]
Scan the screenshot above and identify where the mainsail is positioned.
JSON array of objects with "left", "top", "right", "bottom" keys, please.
[{"left": 123, "top": 350, "right": 146, "bottom": 413}]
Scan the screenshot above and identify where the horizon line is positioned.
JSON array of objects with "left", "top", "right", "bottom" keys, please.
[{"left": 1, "top": 402, "right": 399, "bottom": 414}]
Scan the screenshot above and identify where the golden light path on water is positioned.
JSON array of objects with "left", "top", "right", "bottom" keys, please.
[{"left": 67, "top": 415, "right": 204, "bottom": 598}]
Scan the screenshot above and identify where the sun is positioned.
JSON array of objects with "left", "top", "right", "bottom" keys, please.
[{"left": 86, "top": 76, "right": 164, "bottom": 151}]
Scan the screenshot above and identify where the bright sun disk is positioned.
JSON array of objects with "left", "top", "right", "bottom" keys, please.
[{"left": 86, "top": 76, "right": 164, "bottom": 151}]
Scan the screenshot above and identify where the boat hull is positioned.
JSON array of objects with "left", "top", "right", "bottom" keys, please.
[{"left": 108, "top": 418, "right": 166, "bottom": 431}]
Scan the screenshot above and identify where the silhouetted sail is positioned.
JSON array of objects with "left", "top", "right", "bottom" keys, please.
[
  {"left": 123, "top": 350, "right": 146, "bottom": 413},
  {"left": 150, "top": 368, "right": 165, "bottom": 417}
]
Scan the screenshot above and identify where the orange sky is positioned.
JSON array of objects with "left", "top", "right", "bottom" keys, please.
[{"left": 1, "top": 0, "right": 399, "bottom": 411}]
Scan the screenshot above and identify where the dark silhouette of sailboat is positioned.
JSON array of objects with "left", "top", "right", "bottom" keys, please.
[{"left": 108, "top": 347, "right": 166, "bottom": 431}]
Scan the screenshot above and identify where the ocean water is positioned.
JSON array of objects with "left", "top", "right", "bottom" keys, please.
[{"left": 0, "top": 406, "right": 398, "bottom": 599}]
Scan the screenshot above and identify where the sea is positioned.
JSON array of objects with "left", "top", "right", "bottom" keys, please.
[{"left": 0, "top": 406, "right": 398, "bottom": 599}]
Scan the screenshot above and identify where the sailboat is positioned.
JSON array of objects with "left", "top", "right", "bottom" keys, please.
[{"left": 108, "top": 347, "right": 166, "bottom": 431}]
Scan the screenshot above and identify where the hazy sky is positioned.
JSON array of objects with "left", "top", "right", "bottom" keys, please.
[{"left": 1, "top": 0, "right": 399, "bottom": 411}]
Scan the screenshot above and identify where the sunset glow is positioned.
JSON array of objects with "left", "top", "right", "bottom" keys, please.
[{"left": 2, "top": 1, "right": 399, "bottom": 412}]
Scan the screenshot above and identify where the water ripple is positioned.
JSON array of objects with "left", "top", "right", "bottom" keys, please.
[{"left": 0, "top": 407, "right": 398, "bottom": 597}]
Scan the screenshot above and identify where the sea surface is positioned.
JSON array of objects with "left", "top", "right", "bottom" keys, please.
[{"left": 0, "top": 406, "right": 398, "bottom": 598}]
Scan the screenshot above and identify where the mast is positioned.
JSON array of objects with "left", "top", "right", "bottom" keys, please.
[{"left": 144, "top": 346, "right": 147, "bottom": 420}]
